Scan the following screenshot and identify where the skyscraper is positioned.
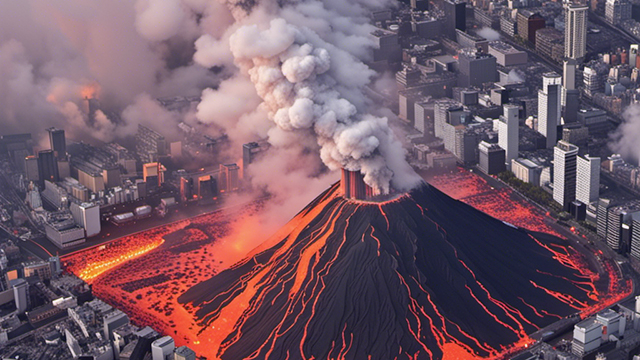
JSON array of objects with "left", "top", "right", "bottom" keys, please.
[
  {"left": 553, "top": 141, "right": 579, "bottom": 210},
  {"left": 498, "top": 104, "right": 519, "bottom": 169},
  {"left": 576, "top": 155, "right": 601, "bottom": 205},
  {"left": 538, "top": 73, "right": 562, "bottom": 148},
  {"left": 606, "top": 0, "right": 631, "bottom": 25},
  {"left": 563, "top": 59, "right": 577, "bottom": 106},
  {"left": 443, "top": 0, "right": 466, "bottom": 40},
  {"left": 37, "top": 149, "right": 59, "bottom": 184},
  {"left": 631, "top": 44, "right": 639, "bottom": 69},
  {"left": 151, "top": 336, "right": 175, "bottom": 360},
  {"left": 564, "top": 3, "right": 588, "bottom": 61},
  {"left": 47, "top": 127, "right": 66, "bottom": 160}
]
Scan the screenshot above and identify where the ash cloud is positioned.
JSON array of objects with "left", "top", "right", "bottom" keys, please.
[{"left": 478, "top": 27, "right": 500, "bottom": 41}]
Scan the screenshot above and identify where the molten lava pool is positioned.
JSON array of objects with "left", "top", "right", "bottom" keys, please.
[{"left": 63, "top": 170, "right": 632, "bottom": 360}]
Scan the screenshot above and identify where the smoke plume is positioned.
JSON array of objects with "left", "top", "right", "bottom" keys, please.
[
  {"left": 610, "top": 103, "right": 640, "bottom": 164},
  {"left": 478, "top": 27, "right": 500, "bottom": 41}
]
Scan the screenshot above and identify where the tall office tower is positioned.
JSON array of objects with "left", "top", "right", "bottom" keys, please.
[
  {"left": 576, "top": 155, "right": 601, "bottom": 205},
  {"left": 597, "top": 198, "right": 613, "bottom": 237},
  {"left": 10, "top": 279, "right": 29, "bottom": 314},
  {"left": 498, "top": 104, "right": 519, "bottom": 169},
  {"left": 564, "top": 3, "right": 588, "bottom": 61},
  {"left": 564, "top": 89, "right": 580, "bottom": 123},
  {"left": 631, "top": 45, "right": 639, "bottom": 69},
  {"left": 37, "top": 149, "right": 59, "bottom": 184},
  {"left": 606, "top": 0, "right": 632, "bottom": 25},
  {"left": 538, "top": 73, "right": 562, "bottom": 149},
  {"left": 151, "top": 336, "right": 175, "bottom": 360},
  {"left": 562, "top": 59, "right": 578, "bottom": 106},
  {"left": 457, "top": 49, "right": 497, "bottom": 87},
  {"left": 443, "top": 0, "right": 466, "bottom": 40},
  {"left": 553, "top": 140, "right": 579, "bottom": 211},
  {"left": 24, "top": 155, "right": 39, "bottom": 182},
  {"left": 47, "top": 127, "right": 66, "bottom": 160}
]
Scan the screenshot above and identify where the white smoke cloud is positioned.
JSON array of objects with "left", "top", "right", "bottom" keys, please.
[
  {"left": 135, "top": 0, "right": 186, "bottom": 41},
  {"left": 507, "top": 69, "right": 525, "bottom": 83},
  {"left": 226, "top": 18, "right": 420, "bottom": 194},
  {"left": 610, "top": 104, "right": 640, "bottom": 164},
  {"left": 478, "top": 27, "right": 500, "bottom": 41}
]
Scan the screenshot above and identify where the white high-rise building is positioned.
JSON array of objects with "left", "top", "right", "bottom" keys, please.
[
  {"left": 554, "top": 141, "right": 579, "bottom": 210},
  {"left": 70, "top": 202, "right": 101, "bottom": 237},
  {"left": 498, "top": 104, "right": 519, "bottom": 169},
  {"left": 576, "top": 155, "right": 601, "bottom": 205},
  {"left": 631, "top": 44, "right": 639, "bottom": 69},
  {"left": 538, "top": 73, "right": 562, "bottom": 148},
  {"left": 565, "top": 3, "right": 588, "bottom": 61}
]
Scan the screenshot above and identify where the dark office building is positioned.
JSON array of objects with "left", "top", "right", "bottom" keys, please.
[
  {"left": 411, "top": 0, "right": 429, "bottom": 11},
  {"left": 478, "top": 141, "right": 506, "bottom": 175},
  {"left": 458, "top": 49, "right": 497, "bottom": 87},
  {"left": 564, "top": 89, "right": 580, "bottom": 123},
  {"left": 516, "top": 10, "right": 545, "bottom": 45},
  {"left": 37, "top": 150, "right": 59, "bottom": 185},
  {"left": 443, "top": 0, "right": 466, "bottom": 40},
  {"left": 47, "top": 127, "right": 66, "bottom": 160}
]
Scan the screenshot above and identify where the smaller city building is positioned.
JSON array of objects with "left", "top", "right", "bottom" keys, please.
[
  {"left": 511, "top": 158, "right": 542, "bottom": 186},
  {"left": 478, "top": 141, "right": 506, "bottom": 175}
]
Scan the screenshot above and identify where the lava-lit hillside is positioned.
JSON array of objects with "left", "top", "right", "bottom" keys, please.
[
  {"left": 428, "top": 169, "right": 560, "bottom": 236},
  {"left": 177, "top": 182, "right": 611, "bottom": 360}
]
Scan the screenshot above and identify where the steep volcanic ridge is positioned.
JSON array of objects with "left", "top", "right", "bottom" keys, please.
[{"left": 178, "top": 182, "right": 604, "bottom": 360}]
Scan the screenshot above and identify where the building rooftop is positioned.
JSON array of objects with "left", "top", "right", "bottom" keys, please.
[{"left": 576, "top": 317, "right": 603, "bottom": 331}]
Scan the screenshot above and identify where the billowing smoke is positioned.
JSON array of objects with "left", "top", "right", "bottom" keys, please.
[
  {"left": 478, "top": 27, "right": 500, "bottom": 41},
  {"left": 226, "top": 18, "right": 417, "bottom": 193},
  {"left": 507, "top": 69, "right": 525, "bottom": 83},
  {"left": 610, "top": 104, "right": 640, "bottom": 164}
]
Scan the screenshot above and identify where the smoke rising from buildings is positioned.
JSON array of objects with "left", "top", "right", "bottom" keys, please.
[
  {"left": 477, "top": 27, "right": 500, "bottom": 41},
  {"left": 610, "top": 104, "right": 640, "bottom": 164}
]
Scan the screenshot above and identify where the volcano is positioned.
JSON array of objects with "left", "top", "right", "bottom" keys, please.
[{"left": 178, "top": 181, "right": 602, "bottom": 360}]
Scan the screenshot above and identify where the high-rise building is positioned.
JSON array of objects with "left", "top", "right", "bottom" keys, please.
[
  {"left": 152, "top": 336, "right": 175, "bottom": 360},
  {"left": 606, "top": 0, "right": 631, "bottom": 25},
  {"left": 143, "top": 162, "right": 166, "bottom": 186},
  {"left": 37, "top": 150, "right": 59, "bottom": 185},
  {"left": 538, "top": 73, "right": 562, "bottom": 149},
  {"left": 631, "top": 44, "right": 639, "bottom": 69},
  {"left": 24, "top": 155, "right": 39, "bottom": 182},
  {"left": 47, "top": 127, "right": 66, "bottom": 160},
  {"left": 564, "top": 89, "right": 580, "bottom": 124},
  {"left": 498, "top": 104, "right": 519, "bottom": 169},
  {"left": 576, "top": 155, "right": 601, "bottom": 205},
  {"left": 136, "top": 125, "right": 167, "bottom": 164},
  {"left": 70, "top": 202, "right": 101, "bottom": 238},
  {"left": 607, "top": 207, "right": 624, "bottom": 252},
  {"left": 597, "top": 198, "right": 613, "bottom": 238},
  {"left": 563, "top": 59, "right": 578, "bottom": 106},
  {"left": 443, "top": 0, "right": 466, "bottom": 40},
  {"left": 434, "top": 100, "right": 463, "bottom": 139},
  {"left": 629, "top": 213, "right": 640, "bottom": 260},
  {"left": 174, "top": 346, "right": 196, "bottom": 360},
  {"left": 553, "top": 141, "right": 579, "bottom": 210},
  {"left": 457, "top": 49, "right": 497, "bottom": 87},
  {"left": 371, "top": 29, "right": 401, "bottom": 64},
  {"left": 564, "top": 3, "right": 588, "bottom": 61},
  {"left": 10, "top": 278, "right": 29, "bottom": 314},
  {"left": 478, "top": 141, "right": 506, "bottom": 175}
]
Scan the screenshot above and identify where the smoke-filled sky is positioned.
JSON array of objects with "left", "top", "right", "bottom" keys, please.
[{"left": 1, "top": 0, "right": 420, "bottom": 206}]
